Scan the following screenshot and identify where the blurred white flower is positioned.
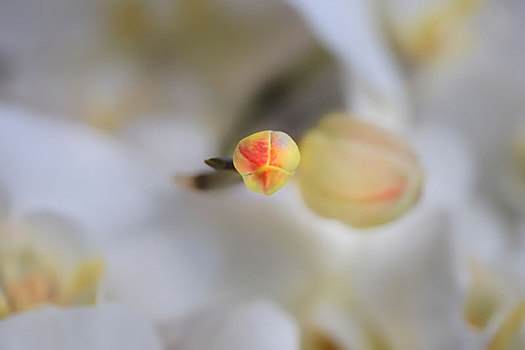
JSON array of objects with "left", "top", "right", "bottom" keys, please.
[
  {"left": 0, "top": 186, "right": 103, "bottom": 318},
  {"left": 0, "top": 106, "right": 308, "bottom": 349},
  {"left": 283, "top": 8, "right": 525, "bottom": 346},
  {"left": 411, "top": 120, "right": 525, "bottom": 347},
  {"left": 2, "top": 84, "right": 520, "bottom": 350},
  {"left": 4, "top": 1, "right": 525, "bottom": 349},
  {"left": 290, "top": 122, "right": 505, "bottom": 349},
  {"left": 287, "top": 207, "right": 479, "bottom": 350}
]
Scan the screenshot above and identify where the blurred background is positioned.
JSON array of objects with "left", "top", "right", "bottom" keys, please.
[{"left": 1, "top": 0, "right": 525, "bottom": 349}]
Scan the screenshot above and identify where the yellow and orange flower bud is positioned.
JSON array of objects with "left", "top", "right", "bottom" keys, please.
[
  {"left": 233, "top": 131, "right": 300, "bottom": 195},
  {"left": 298, "top": 113, "right": 424, "bottom": 228}
]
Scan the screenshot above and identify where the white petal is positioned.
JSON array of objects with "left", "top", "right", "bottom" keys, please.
[
  {"left": 0, "top": 183, "right": 11, "bottom": 222},
  {"left": 286, "top": 0, "right": 401, "bottom": 96},
  {"left": 16, "top": 210, "right": 93, "bottom": 265},
  {"left": 286, "top": 0, "right": 409, "bottom": 131},
  {"left": 0, "top": 106, "right": 156, "bottom": 244},
  {"left": 346, "top": 207, "right": 476, "bottom": 350},
  {"left": 453, "top": 199, "right": 507, "bottom": 265},
  {"left": 162, "top": 300, "right": 299, "bottom": 350},
  {"left": 412, "top": 121, "right": 475, "bottom": 211},
  {"left": 0, "top": 0, "right": 96, "bottom": 59},
  {"left": 105, "top": 185, "right": 330, "bottom": 323},
  {"left": 0, "top": 304, "right": 162, "bottom": 350},
  {"left": 104, "top": 230, "right": 222, "bottom": 322},
  {"left": 120, "top": 116, "right": 217, "bottom": 175},
  {"left": 416, "top": 5, "right": 525, "bottom": 200}
]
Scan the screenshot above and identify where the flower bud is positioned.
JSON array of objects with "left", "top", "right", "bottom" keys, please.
[
  {"left": 298, "top": 113, "right": 424, "bottom": 228},
  {"left": 233, "top": 131, "right": 300, "bottom": 195}
]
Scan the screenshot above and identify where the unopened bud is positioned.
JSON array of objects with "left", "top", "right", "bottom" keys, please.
[
  {"left": 298, "top": 113, "right": 424, "bottom": 227},
  {"left": 233, "top": 131, "right": 300, "bottom": 195}
]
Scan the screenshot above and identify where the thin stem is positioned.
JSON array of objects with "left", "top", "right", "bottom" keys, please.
[
  {"left": 204, "top": 157, "right": 235, "bottom": 171},
  {"left": 174, "top": 171, "right": 241, "bottom": 190}
]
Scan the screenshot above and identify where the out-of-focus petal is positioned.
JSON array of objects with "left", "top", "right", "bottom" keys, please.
[
  {"left": 16, "top": 211, "right": 91, "bottom": 265},
  {"left": 453, "top": 199, "right": 506, "bottom": 266},
  {"left": 411, "top": 121, "right": 475, "bottom": 211},
  {"left": 104, "top": 230, "right": 221, "bottom": 322},
  {"left": 0, "top": 105, "right": 155, "bottom": 244},
  {"left": 286, "top": 0, "right": 409, "bottom": 131},
  {"left": 0, "top": 303, "right": 162, "bottom": 350},
  {"left": 416, "top": 5, "right": 525, "bottom": 200},
  {"left": 162, "top": 300, "right": 299, "bottom": 350},
  {"left": 105, "top": 185, "right": 329, "bottom": 323},
  {"left": 0, "top": 210, "right": 105, "bottom": 316},
  {"left": 120, "top": 115, "right": 217, "bottom": 176},
  {"left": 0, "top": 184, "right": 11, "bottom": 222},
  {"left": 344, "top": 207, "right": 477, "bottom": 350}
]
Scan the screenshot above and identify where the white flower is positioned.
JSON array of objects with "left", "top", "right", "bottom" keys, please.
[
  {"left": 276, "top": 206, "right": 481, "bottom": 350},
  {"left": 0, "top": 185, "right": 103, "bottom": 318},
  {"left": 0, "top": 106, "right": 304, "bottom": 349}
]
